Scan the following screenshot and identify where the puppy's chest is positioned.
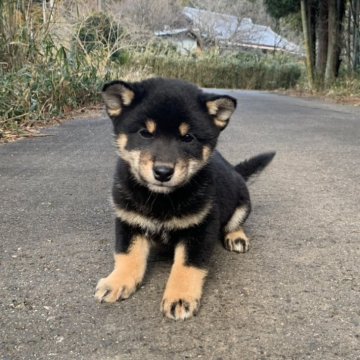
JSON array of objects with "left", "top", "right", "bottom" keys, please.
[
  {"left": 150, "top": 230, "right": 171, "bottom": 245},
  {"left": 113, "top": 196, "right": 212, "bottom": 236}
]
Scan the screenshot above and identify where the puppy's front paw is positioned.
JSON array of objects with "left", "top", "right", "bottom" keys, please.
[
  {"left": 95, "top": 272, "right": 138, "bottom": 303},
  {"left": 95, "top": 240, "right": 150, "bottom": 303},
  {"left": 161, "top": 296, "right": 200, "bottom": 320},
  {"left": 224, "top": 229, "right": 250, "bottom": 253},
  {"left": 161, "top": 243, "right": 207, "bottom": 320}
]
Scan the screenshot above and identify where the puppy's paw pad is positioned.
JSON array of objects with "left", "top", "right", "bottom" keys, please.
[
  {"left": 161, "top": 297, "right": 199, "bottom": 320},
  {"left": 224, "top": 233, "right": 250, "bottom": 253},
  {"left": 94, "top": 276, "right": 137, "bottom": 303}
]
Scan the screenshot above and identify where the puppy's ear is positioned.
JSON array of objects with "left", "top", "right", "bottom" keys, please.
[
  {"left": 200, "top": 93, "right": 237, "bottom": 130},
  {"left": 102, "top": 80, "right": 136, "bottom": 117}
]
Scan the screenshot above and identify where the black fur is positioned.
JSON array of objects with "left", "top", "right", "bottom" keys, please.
[{"left": 234, "top": 152, "right": 276, "bottom": 181}]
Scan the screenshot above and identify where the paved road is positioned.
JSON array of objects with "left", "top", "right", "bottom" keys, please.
[{"left": 1, "top": 91, "right": 359, "bottom": 360}]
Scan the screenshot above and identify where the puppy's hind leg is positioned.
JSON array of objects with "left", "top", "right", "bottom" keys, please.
[
  {"left": 223, "top": 205, "right": 250, "bottom": 253},
  {"left": 224, "top": 227, "right": 250, "bottom": 253}
]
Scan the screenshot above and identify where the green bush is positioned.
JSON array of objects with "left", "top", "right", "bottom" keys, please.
[
  {"left": 75, "top": 12, "right": 125, "bottom": 62},
  {"left": 78, "top": 13, "right": 121, "bottom": 50}
]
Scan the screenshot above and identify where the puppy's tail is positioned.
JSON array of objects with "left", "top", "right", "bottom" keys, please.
[{"left": 234, "top": 152, "right": 276, "bottom": 182}]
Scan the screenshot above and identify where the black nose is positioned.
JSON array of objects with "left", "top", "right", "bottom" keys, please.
[{"left": 153, "top": 166, "right": 174, "bottom": 182}]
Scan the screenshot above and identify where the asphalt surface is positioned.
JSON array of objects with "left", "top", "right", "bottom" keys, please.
[{"left": 1, "top": 91, "right": 359, "bottom": 360}]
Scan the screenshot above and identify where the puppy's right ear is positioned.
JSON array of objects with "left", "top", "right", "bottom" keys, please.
[{"left": 102, "top": 80, "right": 136, "bottom": 117}]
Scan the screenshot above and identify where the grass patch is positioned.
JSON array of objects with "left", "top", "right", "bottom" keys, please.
[
  {"left": 0, "top": 44, "right": 101, "bottom": 136},
  {"left": 131, "top": 52, "right": 303, "bottom": 89}
]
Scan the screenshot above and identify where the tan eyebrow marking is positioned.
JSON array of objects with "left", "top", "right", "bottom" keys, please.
[
  {"left": 179, "top": 122, "right": 190, "bottom": 136},
  {"left": 146, "top": 120, "right": 157, "bottom": 134}
]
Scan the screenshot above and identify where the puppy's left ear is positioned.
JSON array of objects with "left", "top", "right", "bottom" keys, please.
[
  {"left": 201, "top": 94, "right": 237, "bottom": 130},
  {"left": 102, "top": 80, "right": 136, "bottom": 117}
]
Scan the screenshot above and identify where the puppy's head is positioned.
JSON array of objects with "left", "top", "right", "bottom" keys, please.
[{"left": 102, "top": 78, "right": 236, "bottom": 193}]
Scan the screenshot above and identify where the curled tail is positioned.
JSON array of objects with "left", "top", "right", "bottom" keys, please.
[{"left": 234, "top": 152, "right": 276, "bottom": 181}]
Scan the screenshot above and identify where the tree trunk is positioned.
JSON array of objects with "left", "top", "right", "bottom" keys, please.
[
  {"left": 325, "top": 0, "right": 345, "bottom": 85},
  {"left": 316, "top": 0, "right": 328, "bottom": 87},
  {"left": 325, "top": 0, "right": 338, "bottom": 85},
  {"left": 301, "top": 0, "right": 314, "bottom": 88},
  {"left": 335, "top": 0, "right": 346, "bottom": 76},
  {"left": 309, "top": 1, "right": 317, "bottom": 69},
  {"left": 354, "top": 0, "right": 360, "bottom": 71}
]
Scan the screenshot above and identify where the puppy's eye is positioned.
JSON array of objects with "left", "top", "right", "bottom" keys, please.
[
  {"left": 181, "top": 133, "right": 194, "bottom": 143},
  {"left": 138, "top": 129, "right": 154, "bottom": 139}
]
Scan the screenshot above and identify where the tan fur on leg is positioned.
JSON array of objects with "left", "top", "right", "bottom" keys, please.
[
  {"left": 161, "top": 243, "right": 207, "bottom": 320},
  {"left": 95, "top": 235, "right": 150, "bottom": 303}
]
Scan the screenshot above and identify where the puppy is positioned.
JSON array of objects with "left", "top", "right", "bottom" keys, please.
[{"left": 95, "top": 77, "right": 275, "bottom": 320}]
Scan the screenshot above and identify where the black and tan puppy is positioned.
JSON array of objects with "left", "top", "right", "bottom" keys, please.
[{"left": 95, "top": 77, "right": 275, "bottom": 320}]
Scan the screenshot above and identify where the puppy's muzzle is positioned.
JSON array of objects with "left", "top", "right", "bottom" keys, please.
[{"left": 153, "top": 165, "right": 174, "bottom": 182}]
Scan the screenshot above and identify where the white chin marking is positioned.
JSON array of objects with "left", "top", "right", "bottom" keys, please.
[{"left": 147, "top": 183, "right": 174, "bottom": 194}]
